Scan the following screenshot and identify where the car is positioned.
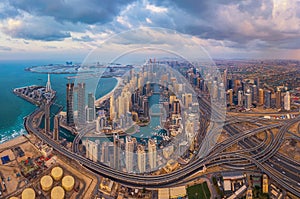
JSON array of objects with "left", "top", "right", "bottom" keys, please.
[{"left": 282, "top": 171, "right": 285, "bottom": 174}]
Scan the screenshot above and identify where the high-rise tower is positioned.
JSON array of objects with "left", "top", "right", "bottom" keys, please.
[
  {"left": 44, "top": 102, "right": 50, "bottom": 134},
  {"left": 137, "top": 144, "right": 146, "bottom": 173},
  {"left": 86, "top": 92, "right": 95, "bottom": 122},
  {"left": 66, "top": 83, "right": 75, "bottom": 126},
  {"left": 113, "top": 134, "right": 121, "bottom": 171},
  {"left": 125, "top": 136, "right": 134, "bottom": 173},
  {"left": 264, "top": 90, "right": 272, "bottom": 108},
  {"left": 275, "top": 88, "right": 282, "bottom": 109},
  {"left": 259, "top": 88, "right": 264, "bottom": 106},
  {"left": 284, "top": 91, "right": 290, "bottom": 111},
  {"left": 77, "top": 82, "right": 86, "bottom": 124},
  {"left": 148, "top": 139, "right": 157, "bottom": 170},
  {"left": 245, "top": 91, "right": 252, "bottom": 110},
  {"left": 53, "top": 115, "right": 60, "bottom": 140},
  {"left": 142, "top": 96, "right": 149, "bottom": 118},
  {"left": 46, "top": 74, "right": 52, "bottom": 93}
]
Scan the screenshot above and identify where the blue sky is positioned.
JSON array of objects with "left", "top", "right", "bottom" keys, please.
[{"left": 0, "top": 0, "right": 300, "bottom": 61}]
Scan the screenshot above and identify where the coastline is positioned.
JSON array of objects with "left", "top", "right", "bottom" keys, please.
[
  {"left": 0, "top": 77, "right": 120, "bottom": 146},
  {"left": 0, "top": 134, "right": 28, "bottom": 151},
  {"left": 95, "top": 77, "right": 122, "bottom": 107}
]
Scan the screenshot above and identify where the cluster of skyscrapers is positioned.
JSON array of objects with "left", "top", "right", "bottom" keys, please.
[
  {"left": 82, "top": 61, "right": 202, "bottom": 173},
  {"left": 83, "top": 135, "right": 157, "bottom": 173},
  {"left": 186, "top": 67, "right": 291, "bottom": 111},
  {"left": 66, "top": 82, "right": 96, "bottom": 126},
  {"left": 224, "top": 74, "right": 291, "bottom": 111}
]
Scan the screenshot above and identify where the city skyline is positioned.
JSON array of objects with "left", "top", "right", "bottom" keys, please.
[{"left": 0, "top": 0, "right": 300, "bottom": 198}]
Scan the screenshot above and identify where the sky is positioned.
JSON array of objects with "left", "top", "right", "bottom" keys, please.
[{"left": 0, "top": 0, "right": 300, "bottom": 61}]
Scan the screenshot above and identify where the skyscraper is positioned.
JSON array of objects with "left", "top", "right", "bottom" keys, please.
[
  {"left": 44, "top": 102, "right": 50, "bottom": 134},
  {"left": 223, "top": 69, "right": 227, "bottom": 89},
  {"left": 238, "top": 90, "right": 243, "bottom": 106},
  {"left": 218, "top": 83, "right": 225, "bottom": 100},
  {"left": 245, "top": 91, "right": 252, "bottom": 110},
  {"left": 251, "top": 85, "right": 258, "bottom": 104},
  {"left": 113, "top": 134, "right": 121, "bottom": 171},
  {"left": 284, "top": 91, "right": 290, "bottom": 111},
  {"left": 84, "top": 139, "right": 99, "bottom": 162},
  {"left": 259, "top": 88, "right": 264, "bottom": 106},
  {"left": 227, "top": 89, "right": 233, "bottom": 106},
  {"left": 53, "top": 115, "right": 60, "bottom": 140},
  {"left": 142, "top": 96, "right": 149, "bottom": 118},
  {"left": 66, "top": 83, "right": 75, "bottom": 126},
  {"left": 137, "top": 144, "right": 146, "bottom": 173},
  {"left": 254, "top": 77, "right": 260, "bottom": 89},
  {"left": 125, "top": 136, "right": 134, "bottom": 173},
  {"left": 86, "top": 92, "right": 95, "bottom": 122},
  {"left": 275, "top": 88, "right": 282, "bottom": 109},
  {"left": 173, "top": 99, "right": 181, "bottom": 114},
  {"left": 212, "top": 81, "right": 218, "bottom": 100},
  {"left": 148, "top": 139, "right": 157, "bottom": 170},
  {"left": 77, "top": 82, "right": 86, "bottom": 124},
  {"left": 264, "top": 90, "right": 272, "bottom": 108},
  {"left": 110, "top": 95, "right": 116, "bottom": 120},
  {"left": 183, "top": 93, "right": 193, "bottom": 108},
  {"left": 46, "top": 73, "right": 52, "bottom": 93}
]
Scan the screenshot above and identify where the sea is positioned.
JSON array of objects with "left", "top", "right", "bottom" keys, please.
[{"left": 0, "top": 60, "right": 118, "bottom": 144}]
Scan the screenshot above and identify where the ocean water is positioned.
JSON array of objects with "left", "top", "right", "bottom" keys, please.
[{"left": 0, "top": 60, "right": 117, "bottom": 144}]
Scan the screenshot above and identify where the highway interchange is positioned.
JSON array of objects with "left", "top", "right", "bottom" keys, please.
[{"left": 24, "top": 93, "right": 300, "bottom": 197}]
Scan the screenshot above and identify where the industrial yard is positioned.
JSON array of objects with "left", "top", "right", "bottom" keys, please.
[{"left": 0, "top": 134, "right": 98, "bottom": 199}]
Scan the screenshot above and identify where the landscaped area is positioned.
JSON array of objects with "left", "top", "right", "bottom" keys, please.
[{"left": 187, "top": 181, "right": 211, "bottom": 199}]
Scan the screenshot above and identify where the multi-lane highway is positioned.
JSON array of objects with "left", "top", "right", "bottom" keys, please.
[{"left": 24, "top": 94, "right": 300, "bottom": 197}]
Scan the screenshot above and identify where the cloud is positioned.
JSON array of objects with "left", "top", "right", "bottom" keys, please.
[
  {"left": 0, "top": 45, "right": 11, "bottom": 51},
  {"left": 72, "top": 35, "right": 94, "bottom": 42},
  {"left": 0, "top": 0, "right": 300, "bottom": 59},
  {"left": 43, "top": 45, "right": 58, "bottom": 49},
  {"left": 0, "top": 1, "right": 20, "bottom": 19},
  {"left": 145, "top": 4, "right": 168, "bottom": 13},
  {"left": 1, "top": 15, "right": 72, "bottom": 41},
  {"left": 10, "top": 0, "right": 135, "bottom": 24}
]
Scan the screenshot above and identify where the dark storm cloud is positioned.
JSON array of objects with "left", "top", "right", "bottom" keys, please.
[{"left": 10, "top": 0, "right": 135, "bottom": 24}]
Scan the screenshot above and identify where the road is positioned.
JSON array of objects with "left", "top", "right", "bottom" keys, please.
[{"left": 23, "top": 93, "right": 300, "bottom": 197}]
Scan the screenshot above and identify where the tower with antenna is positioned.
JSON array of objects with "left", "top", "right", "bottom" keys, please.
[{"left": 46, "top": 73, "right": 52, "bottom": 92}]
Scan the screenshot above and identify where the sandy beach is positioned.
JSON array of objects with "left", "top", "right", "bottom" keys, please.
[
  {"left": 95, "top": 77, "right": 122, "bottom": 107},
  {"left": 0, "top": 135, "right": 28, "bottom": 151}
]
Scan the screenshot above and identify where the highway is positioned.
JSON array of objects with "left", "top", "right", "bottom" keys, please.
[{"left": 23, "top": 93, "right": 300, "bottom": 197}]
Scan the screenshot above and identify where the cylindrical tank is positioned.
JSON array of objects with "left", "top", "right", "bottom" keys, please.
[
  {"left": 51, "top": 166, "right": 63, "bottom": 181},
  {"left": 51, "top": 186, "right": 65, "bottom": 199},
  {"left": 9, "top": 197, "right": 19, "bottom": 199},
  {"left": 62, "top": 175, "right": 75, "bottom": 191},
  {"left": 21, "top": 188, "right": 35, "bottom": 199},
  {"left": 40, "top": 175, "right": 53, "bottom": 191}
]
